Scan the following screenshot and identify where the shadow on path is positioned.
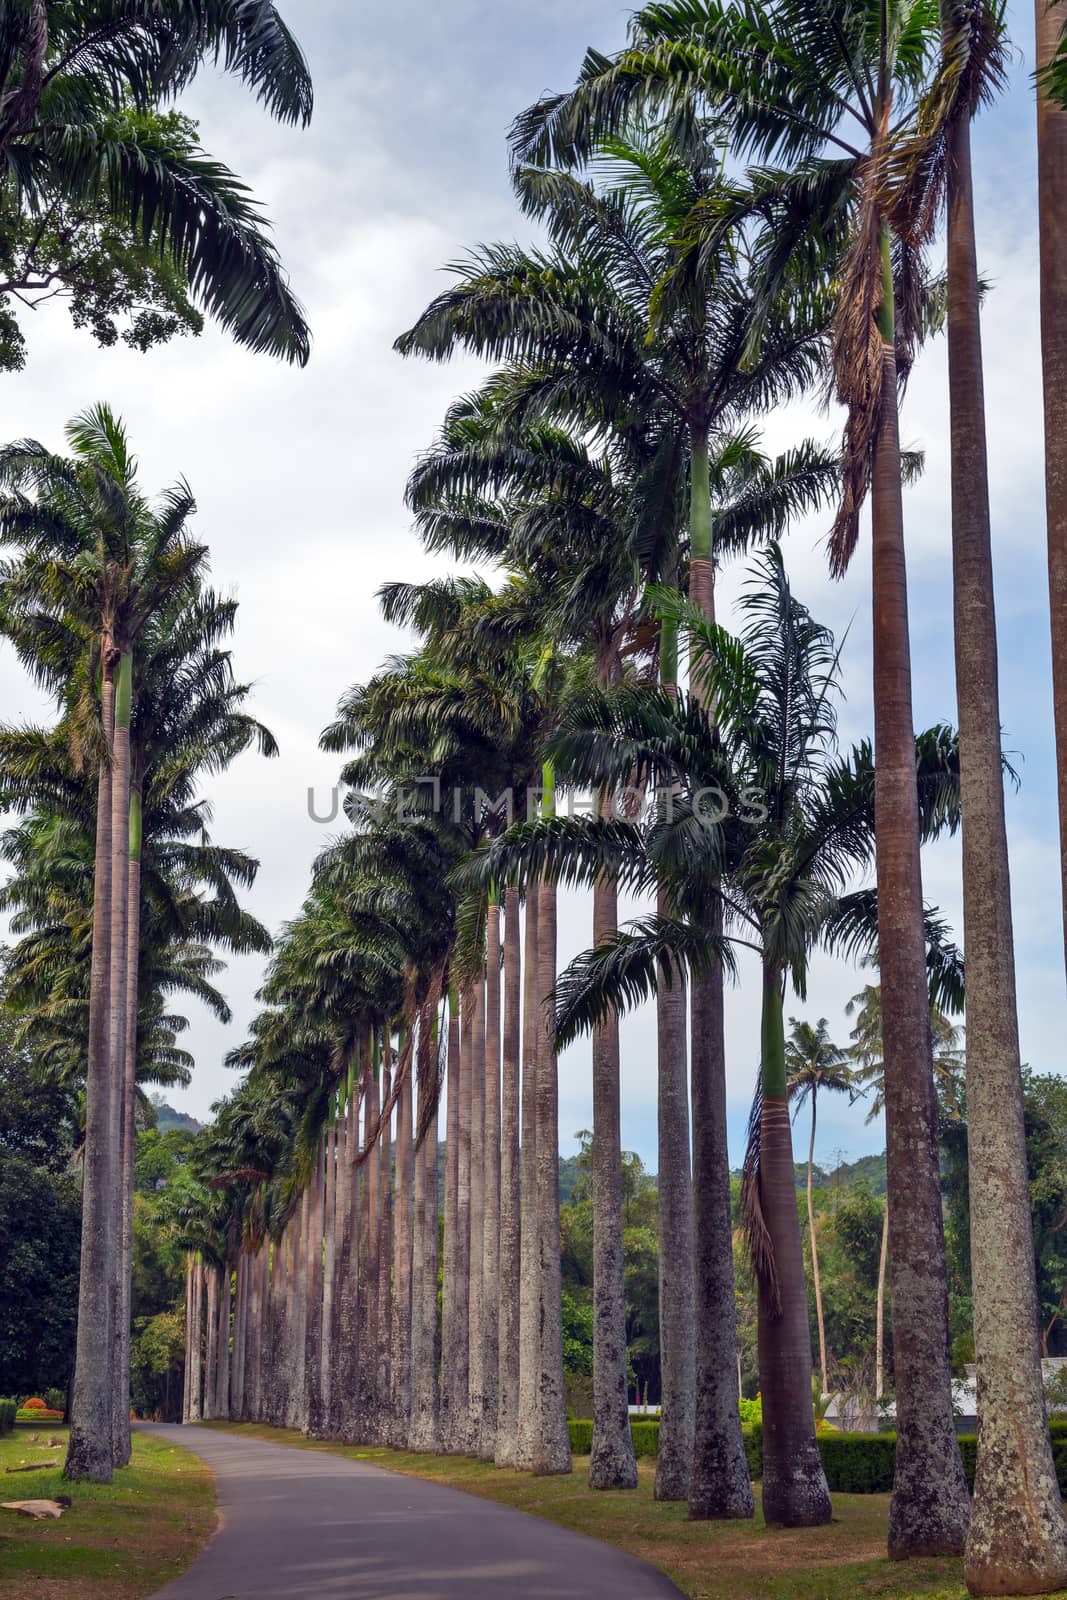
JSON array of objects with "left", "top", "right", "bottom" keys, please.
[{"left": 143, "top": 1423, "right": 685, "bottom": 1599}]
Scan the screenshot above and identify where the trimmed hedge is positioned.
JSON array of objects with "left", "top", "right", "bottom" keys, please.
[
  {"left": 566, "top": 1418, "right": 1067, "bottom": 1497},
  {"left": 0, "top": 1401, "right": 16, "bottom": 1436}
]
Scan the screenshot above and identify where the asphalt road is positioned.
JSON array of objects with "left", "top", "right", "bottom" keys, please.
[{"left": 144, "top": 1423, "right": 685, "bottom": 1599}]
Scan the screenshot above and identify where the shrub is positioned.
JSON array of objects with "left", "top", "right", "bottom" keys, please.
[
  {"left": 21, "top": 1397, "right": 48, "bottom": 1411},
  {"left": 43, "top": 1389, "right": 65, "bottom": 1414},
  {"left": 567, "top": 1417, "right": 1067, "bottom": 1497},
  {"left": 568, "top": 1420, "right": 593, "bottom": 1454},
  {"left": 631, "top": 1421, "right": 660, "bottom": 1459},
  {"left": 15, "top": 1406, "right": 63, "bottom": 1422},
  {"left": 818, "top": 1432, "right": 896, "bottom": 1493},
  {"left": 0, "top": 1401, "right": 16, "bottom": 1436}
]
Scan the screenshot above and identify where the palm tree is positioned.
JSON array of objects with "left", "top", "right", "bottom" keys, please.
[
  {"left": 0, "top": 1, "right": 313, "bottom": 360},
  {"left": 1037, "top": 3, "right": 1067, "bottom": 985},
  {"left": 0, "top": 404, "right": 216, "bottom": 1480},
  {"left": 902, "top": 8, "right": 1067, "bottom": 1584},
  {"left": 510, "top": 0, "right": 970, "bottom": 1556},
  {"left": 784, "top": 1019, "right": 854, "bottom": 1396}
]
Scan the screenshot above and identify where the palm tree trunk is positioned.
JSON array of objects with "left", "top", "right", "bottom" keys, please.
[
  {"left": 112, "top": 782, "right": 142, "bottom": 1466},
  {"left": 359, "top": 1054, "right": 381, "bottom": 1440},
  {"left": 516, "top": 887, "right": 540, "bottom": 1470},
  {"left": 203, "top": 1267, "right": 219, "bottom": 1421},
  {"left": 441, "top": 990, "right": 461, "bottom": 1448},
  {"left": 588, "top": 863, "right": 638, "bottom": 1491},
  {"left": 870, "top": 230, "right": 970, "bottom": 1559},
  {"left": 688, "top": 502, "right": 752, "bottom": 1521},
  {"left": 1037, "top": 0, "right": 1067, "bottom": 986},
  {"left": 334, "top": 1078, "right": 361, "bottom": 1439},
  {"left": 306, "top": 1138, "right": 325, "bottom": 1436},
  {"left": 689, "top": 957, "right": 752, "bottom": 1519},
  {"left": 654, "top": 617, "right": 695, "bottom": 1503},
  {"left": 391, "top": 1038, "right": 414, "bottom": 1443},
  {"left": 807, "top": 1093, "right": 828, "bottom": 1396},
  {"left": 378, "top": 1042, "right": 393, "bottom": 1434},
  {"left": 876, "top": 1199, "right": 888, "bottom": 1403},
  {"left": 944, "top": 92, "right": 1067, "bottom": 1594},
  {"left": 292, "top": 1188, "right": 309, "bottom": 1431},
  {"left": 182, "top": 1254, "right": 193, "bottom": 1423},
  {"left": 449, "top": 991, "right": 473, "bottom": 1451},
  {"left": 496, "top": 887, "right": 522, "bottom": 1467},
  {"left": 755, "top": 962, "right": 831, "bottom": 1528},
  {"left": 189, "top": 1259, "right": 204, "bottom": 1424},
  {"left": 468, "top": 974, "right": 486, "bottom": 1456},
  {"left": 322, "top": 1115, "right": 338, "bottom": 1424},
  {"left": 533, "top": 872, "right": 572, "bottom": 1475},
  {"left": 408, "top": 1005, "right": 442, "bottom": 1450},
  {"left": 480, "top": 897, "right": 502, "bottom": 1460},
  {"left": 232, "top": 1253, "right": 247, "bottom": 1420},
  {"left": 66, "top": 657, "right": 115, "bottom": 1483},
  {"left": 107, "top": 651, "right": 133, "bottom": 1467},
  {"left": 217, "top": 1265, "right": 231, "bottom": 1422}
]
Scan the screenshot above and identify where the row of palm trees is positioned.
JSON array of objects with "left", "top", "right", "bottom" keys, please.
[
  {"left": 170, "top": 5, "right": 1067, "bottom": 1594},
  {"left": 4, "top": 3, "right": 1067, "bottom": 1596},
  {"left": 0, "top": 0, "right": 317, "bottom": 1484},
  {"left": 0, "top": 408, "right": 281, "bottom": 1478}
]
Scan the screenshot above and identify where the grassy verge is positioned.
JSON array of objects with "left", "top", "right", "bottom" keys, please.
[
  {"left": 0, "top": 1425, "right": 214, "bottom": 1599},
  {"left": 201, "top": 1419, "right": 1062, "bottom": 1600}
]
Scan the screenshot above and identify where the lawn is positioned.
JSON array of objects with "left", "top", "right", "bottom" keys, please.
[
  {"left": 201, "top": 1420, "right": 1066, "bottom": 1600},
  {"left": 0, "top": 1425, "right": 214, "bottom": 1599}
]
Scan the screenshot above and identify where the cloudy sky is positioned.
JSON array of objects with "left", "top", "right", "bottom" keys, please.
[{"left": 0, "top": 0, "right": 1060, "bottom": 1174}]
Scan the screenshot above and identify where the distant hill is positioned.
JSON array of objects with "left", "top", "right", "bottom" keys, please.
[
  {"left": 793, "top": 1151, "right": 887, "bottom": 1196},
  {"left": 149, "top": 1095, "right": 202, "bottom": 1135}
]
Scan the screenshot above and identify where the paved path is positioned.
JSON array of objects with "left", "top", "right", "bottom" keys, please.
[{"left": 145, "top": 1424, "right": 684, "bottom": 1599}]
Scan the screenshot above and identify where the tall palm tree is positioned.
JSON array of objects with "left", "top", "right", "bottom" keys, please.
[
  {"left": 1037, "top": 2, "right": 1067, "bottom": 984},
  {"left": 903, "top": 7, "right": 1067, "bottom": 1585},
  {"left": 509, "top": 0, "right": 970, "bottom": 1555},
  {"left": 784, "top": 1019, "right": 854, "bottom": 1395},
  {"left": 0, "top": 1, "right": 313, "bottom": 360},
  {"left": 0, "top": 404, "right": 214, "bottom": 1479}
]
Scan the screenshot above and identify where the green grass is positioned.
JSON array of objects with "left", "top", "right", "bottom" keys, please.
[
  {"left": 0, "top": 1425, "right": 214, "bottom": 1599},
  {"left": 202, "top": 1419, "right": 1064, "bottom": 1600}
]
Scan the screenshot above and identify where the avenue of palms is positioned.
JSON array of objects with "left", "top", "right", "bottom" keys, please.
[{"left": 2, "top": 4, "right": 1067, "bottom": 1599}]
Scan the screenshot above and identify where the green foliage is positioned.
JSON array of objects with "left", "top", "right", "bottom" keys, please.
[
  {"left": 568, "top": 1419, "right": 593, "bottom": 1454},
  {"left": 568, "top": 1420, "right": 1067, "bottom": 1498},
  {"left": 0, "top": 1399, "right": 15, "bottom": 1435},
  {"left": 0, "top": 111, "right": 204, "bottom": 371},
  {"left": 561, "top": 1286, "right": 594, "bottom": 1377},
  {"left": 130, "top": 1310, "right": 186, "bottom": 1421},
  {"left": 737, "top": 1395, "right": 762, "bottom": 1426},
  {"left": 0, "top": 1151, "right": 80, "bottom": 1397}
]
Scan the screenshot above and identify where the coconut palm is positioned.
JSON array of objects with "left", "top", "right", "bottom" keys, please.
[
  {"left": 0, "top": 0, "right": 313, "bottom": 360},
  {"left": 784, "top": 1019, "right": 854, "bottom": 1395},
  {"left": 510, "top": 0, "right": 970, "bottom": 1555}
]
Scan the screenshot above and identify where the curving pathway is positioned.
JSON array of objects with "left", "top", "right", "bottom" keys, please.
[{"left": 144, "top": 1423, "right": 685, "bottom": 1599}]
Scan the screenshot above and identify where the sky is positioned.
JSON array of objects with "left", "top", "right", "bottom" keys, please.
[{"left": 0, "top": 0, "right": 1061, "bottom": 1176}]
